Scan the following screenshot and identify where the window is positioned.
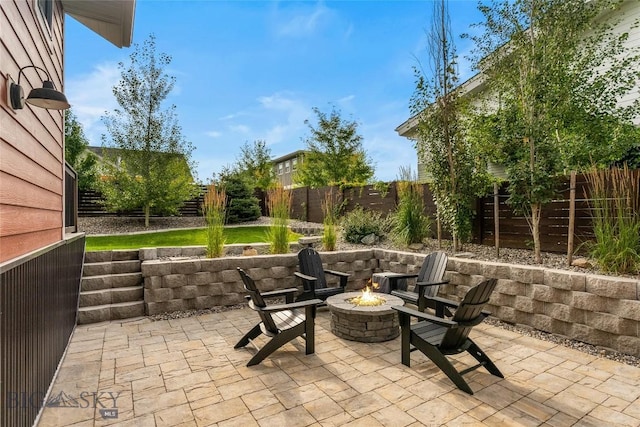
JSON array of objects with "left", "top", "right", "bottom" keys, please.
[
  {"left": 38, "top": 0, "right": 53, "bottom": 30},
  {"left": 278, "top": 163, "right": 283, "bottom": 175},
  {"left": 292, "top": 158, "right": 298, "bottom": 170},
  {"left": 285, "top": 161, "right": 290, "bottom": 174}
]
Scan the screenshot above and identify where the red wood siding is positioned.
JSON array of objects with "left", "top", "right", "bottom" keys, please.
[{"left": 0, "top": 0, "right": 66, "bottom": 263}]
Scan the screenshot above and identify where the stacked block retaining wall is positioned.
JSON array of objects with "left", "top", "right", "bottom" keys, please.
[{"left": 139, "top": 248, "right": 640, "bottom": 357}]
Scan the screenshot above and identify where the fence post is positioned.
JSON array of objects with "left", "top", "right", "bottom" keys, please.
[
  {"left": 494, "top": 182, "right": 500, "bottom": 258},
  {"left": 567, "top": 171, "right": 576, "bottom": 266}
]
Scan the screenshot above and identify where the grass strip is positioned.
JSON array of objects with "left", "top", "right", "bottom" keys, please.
[{"left": 86, "top": 226, "right": 301, "bottom": 251}]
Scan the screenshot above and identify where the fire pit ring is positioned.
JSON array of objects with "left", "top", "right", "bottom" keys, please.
[{"left": 326, "top": 292, "right": 405, "bottom": 342}]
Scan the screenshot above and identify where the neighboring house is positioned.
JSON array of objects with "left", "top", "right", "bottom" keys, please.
[
  {"left": 0, "top": 1, "right": 134, "bottom": 426},
  {"left": 272, "top": 150, "right": 305, "bottom": 189},
  {"left": 86, "top": 145, "right": 194, "bottom": 181},
  {"left": 396, "top": 0, "right": 640, "bottom": 182}
]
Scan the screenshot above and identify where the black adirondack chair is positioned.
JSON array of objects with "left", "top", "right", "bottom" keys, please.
[
  {"left": 392, "top": 278, "right": 503, "bottom": 394},
  {"left": 295, "top": 247, "right": 349, "bottom": 302},
  {"left": 388, "top": 251, "right": 449, "bottom": 312},
  {"left": 235, "top": 268, "right": 323, "bottom": 366}
]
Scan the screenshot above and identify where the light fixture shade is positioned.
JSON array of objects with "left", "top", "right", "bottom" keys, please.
[{"left": 26, "top": 80, "right": 70, "bottom": 110}]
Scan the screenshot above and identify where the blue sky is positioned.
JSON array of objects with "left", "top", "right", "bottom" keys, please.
[{"left": 64, "top": 1, "right": 483, "bottom": 182}]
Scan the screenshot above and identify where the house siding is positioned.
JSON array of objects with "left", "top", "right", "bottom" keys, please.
[{"left": 0, "top": 0, "right": 66, "bottom": 263}]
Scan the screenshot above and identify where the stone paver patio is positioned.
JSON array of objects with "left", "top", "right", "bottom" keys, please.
[{"left": 37, "top": 308, "right": 640, "bottom": 426}]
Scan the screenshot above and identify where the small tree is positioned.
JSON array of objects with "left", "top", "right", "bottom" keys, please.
[
  {"left": 101, "top": 34, "right": 197, "bottom": 226},
  {"left": 64, "top": 110, "right": 99, "bottom": 190},
  {"left": 468, "top": 0, "right": 640, "bottom": 262},
  {"left": 296, "top": 107, "right": 374, "bottom": 188},
  {"left": 219, "top": 170, "right": 261, "bottom": 223},
  {"left": 410, "top": 0, "right": 486, "bottom": 250},
  {"left": 234, "top": 140, "right": 276, "bottom": 190}
]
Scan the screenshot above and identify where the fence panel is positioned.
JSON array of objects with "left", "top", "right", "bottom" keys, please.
[{"left": 0, "top": 236, "right": 85, "bottom": 427}]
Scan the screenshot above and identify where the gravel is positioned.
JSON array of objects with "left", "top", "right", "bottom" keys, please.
[{"left": 80, "top": 216, "right": 640, "bottom": 367}]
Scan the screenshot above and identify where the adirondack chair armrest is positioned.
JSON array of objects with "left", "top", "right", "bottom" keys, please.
[
  {"left": 244, "top": 287, "right": 298, "bottom": 303},
  {"left": 415, "top": 279, "right": 449, "bottom": 288},
  {"left": 294, "top": 272, "right": 318, "bottom": 291},
  {"left": 255, "top": 298, "right": 323, "bottom": 313},
  {"left": 392, "top": 305, "right": 457, "bottom": 327},
  {"left": 324, "top": 269, "right": 349, "bottom": 287},
  {"left": 427, "top": 295, "right": 461, "bottom": 308}
]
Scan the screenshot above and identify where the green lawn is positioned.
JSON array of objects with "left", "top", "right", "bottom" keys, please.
[{"left": 85, "top": 226, "right": 302, "bottom": 251}]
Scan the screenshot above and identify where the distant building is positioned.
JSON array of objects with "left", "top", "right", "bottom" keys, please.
[{"left": 272, "top": 150, "right": 305, "bottom": 189}]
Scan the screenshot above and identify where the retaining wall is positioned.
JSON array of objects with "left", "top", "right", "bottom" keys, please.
[{"left": 138, "top": 248, "right": 640, "bottom": 357}]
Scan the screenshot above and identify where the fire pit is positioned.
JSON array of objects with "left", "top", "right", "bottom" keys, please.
[{"left": 325, "top": 287, "right": 404, "bottom": 343}]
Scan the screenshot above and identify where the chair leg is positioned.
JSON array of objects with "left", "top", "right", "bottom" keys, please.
[
  {"left": 305, "top": 305, "right": 316, "bottom": 355},
  {"left": 466, "top": 339, "right": 504, "bottom": 378},
  {"left": 398, "top": 312, "right": 411, "bottom": 367},
  {"left": 412, "top": 338, "right": 474, "bottom": 395},
  {"left": 235, "top": 324, "right": 262, "bottom": 349},
  {"left": 246, "top": 323, "right": 306, "bottom": 366}
]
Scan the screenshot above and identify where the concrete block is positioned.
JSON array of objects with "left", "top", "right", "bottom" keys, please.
[
  {"left": 141, "top": 261, "right": 171, "bottom": 277},
  {"left": 177, "top": 285, "right": 199, "bottom": 300},
  {"left": 188, "top": 272, "right": 213, "bottom": 286},
  {"left": 614, "top": 336, "right": 640, "bottom": 358},
  {"left": 496, "top": 279, "right": 526, "bottom": 296},
  {"left": 482, "top": 262, "right": 511, "bottom": 279},
  {"left": 83, "top": 262, "right": 112, "bottom": 276},
  {"left": 111, "top": 250, "right": 138, "bottom": 261},
  {"left": 195, "top": 296, "right": 215, "bottom": 309},
  {"left": 221, "top": 269, "right": 239, "bottom": 283},
  {"left": 156, "top": 247, "right": 183, "bottom": 258},
  {"left": 172, "top": 260, "right": 201, "bottom": 275},
  {"left": 270, "top": 266, "right": 290, "bottom": 279},
  {"left": 586, "top": 275, "right": 638, "bottom": 300},
  {"left": 531, "top": 284, "right": 554, "bottom": 302},
  {"left": 163, "top": 274, "right": 187, "bottom": 289},
  {"left": 586, "top": 311, "right": 637, "bottom": 335},
  {"left": 544, "top": 269, "right": 586, "bottom": 291},
  {"left": 531, "top": 314, "right": 553, "bottom": 333},
  {"left": 111, "top": 301, "right": 145, "bottom": 319},
  {"left": 145, "top": 301, "right": 167, "bottom": 315},
  {"left": 77, "top": 306, "right": 111, "bottom": 324},
  {"left": 510, "top": 265, "right": 545, "bottom": 284},
  {"left": 616, "top": 299, "right": 640, "bottom": 321},
  {"left": 144, "top": 276, "right": 162, "bottom": 290},
  {"left": 84, "top": 251, "right": 112, "bottom": 263},
  {"left": 544, "top": 303, "right": 585, "bottom": 323},
  {"left": 452, "top": 259, "right": 483, "bottom": 276},
  {"left": 112, "top": 260, "right": 141, "bottom": 274},
  {"left": 139, "top": 248, "right": 157, "bottom": 261},
  {"left": 146, "top": 288, "right": 173, "bottom": 303},
  {"left": 571, "top": 292, "right": 607, "bottom": 312},
  {"left": 496, "top": 306, "right": 517, "bottom": 323},
  {"left": 182, "top": 246, "right": 206, "bottom": 257}
]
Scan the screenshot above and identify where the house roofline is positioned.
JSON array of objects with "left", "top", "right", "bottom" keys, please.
[{"left": 63, "top": 0, "right": 136, "bottom": 48}]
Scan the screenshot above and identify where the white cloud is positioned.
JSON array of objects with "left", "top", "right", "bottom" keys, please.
[
  {"left": 66, "top": 62, "right": 120, "bottom": 146},
  {"left": 229, "top": 124, "right": 251, "bottom": 134},
  {"left": 205, "top": 130, "right": 222, "bottom": 138},
  {"left": 275, "top": 3, "right": 331, "bottom": 38}
]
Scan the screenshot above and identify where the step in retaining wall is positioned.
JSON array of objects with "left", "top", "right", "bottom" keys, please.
[{"left": 139, "top": 248, "right": 640, "bottom": 357}]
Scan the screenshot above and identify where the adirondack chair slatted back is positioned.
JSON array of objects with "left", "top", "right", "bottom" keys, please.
[
  {"left": 415, "top": 251, "right": 448, "bottom": 298},
  {"left": 237, "top": 268, "right": 279, "bottom": 334},
  {"left": 440, "top": 278, "right": 497, "bottom": 349},
  {"left": 298, "top": 248, "right": 328, "bottom": 291}
]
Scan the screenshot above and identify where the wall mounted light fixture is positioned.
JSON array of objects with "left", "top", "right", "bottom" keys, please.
[{"left": 8, "top": 65, "right": 70, "bottom": 110}]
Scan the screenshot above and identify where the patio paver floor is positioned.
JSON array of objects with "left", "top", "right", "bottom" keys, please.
[{"left": 37, "top": 307, "right": 640, "bottom": 426}]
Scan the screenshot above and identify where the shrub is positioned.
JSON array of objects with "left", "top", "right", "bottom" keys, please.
[
  {"left": 267, "top": 186, "right": 292, "bottom": 254},
  {"left": 202, "top": 183, "right": 226, "bottom": 257},
  {"left": 340, "top": 206, "right": 386, "bottom": 244},
  {"left": 390, "top": 172, "right": 431, "bottom": 246},
  {"left": 221, "top": 172, "right": 261, "bottom": 223},
  {"left": 586, "top": 165, "right": 640, "bottom": 274}
]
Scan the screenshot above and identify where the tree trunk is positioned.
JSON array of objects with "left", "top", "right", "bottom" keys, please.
[
  {"left": 145, "top": 205, "right": 150, "bottom": 228},
  {"left": 531, "top": 202, "right": 542, "bottom": 263}
]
